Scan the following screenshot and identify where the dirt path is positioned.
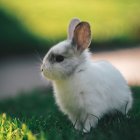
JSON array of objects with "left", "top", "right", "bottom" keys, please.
[{"left": 0, "top": 55, "right": 49, "bottom": 98}]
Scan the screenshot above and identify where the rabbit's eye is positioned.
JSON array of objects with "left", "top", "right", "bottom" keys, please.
[{"left": 55, "top": 55, "right": 64, "bottom": 63}]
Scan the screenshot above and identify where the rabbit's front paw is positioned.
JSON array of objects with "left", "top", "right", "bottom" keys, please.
[
  {"left": 74, "top": 114, "right": 99, "bottom": 133},
  {"left": 83, "top": 114, "right": 98, "bottom": 133},
  {"left": 73, "top": 119, "right": 82, "bottom": 131}
]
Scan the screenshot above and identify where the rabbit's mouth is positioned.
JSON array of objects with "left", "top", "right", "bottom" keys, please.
[
  {"left": 41, "top": 64, "right": 49, "bottom": 78},
  {"left": 41, "top": 64, "right": 57, "bottom": 80},
  {"left": 41, "top": 68, "right": 52, "bottom": 80}
]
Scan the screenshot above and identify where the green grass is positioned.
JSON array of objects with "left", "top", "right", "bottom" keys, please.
[
  {"left": 0, "top": 87, "right": 140, "bottom": 140},
  {"left": 0, "top": 113, "right": 37, "bottom": 140}
]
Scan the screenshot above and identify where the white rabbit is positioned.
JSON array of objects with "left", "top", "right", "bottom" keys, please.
[{"left": 41, "top": 18, "right": 133, "bottom": 132}]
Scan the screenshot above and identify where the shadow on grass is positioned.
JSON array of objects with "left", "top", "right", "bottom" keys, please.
[{"left": 0, "top": 87, "right": 139, "bottom": 140}]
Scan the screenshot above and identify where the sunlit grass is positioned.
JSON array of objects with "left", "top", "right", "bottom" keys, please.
[
  {"left": 0, "top": 113, "right": 38, "bottom": 140},
  {"left": 0, "top": 0, "right": 140, "bottom": 41}
]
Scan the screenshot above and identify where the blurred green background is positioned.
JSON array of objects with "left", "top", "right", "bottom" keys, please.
[{"left": 0, "top": 0, "right": 140, "bottom": 56}]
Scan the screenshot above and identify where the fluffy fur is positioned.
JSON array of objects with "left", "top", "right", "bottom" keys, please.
[{"left": 41, "top": 18, "right": 133, "bottom": 132}]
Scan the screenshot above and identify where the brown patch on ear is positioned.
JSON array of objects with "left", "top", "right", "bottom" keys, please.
[{"left": 73, "top": 22, "right": 91, "bottom": 52}]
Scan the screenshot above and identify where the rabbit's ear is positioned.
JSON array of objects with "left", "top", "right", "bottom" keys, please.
[
  {"left": 67, "top": 18, "right": 80, "bottom": 40},
  {"left": 73, "top": 22, "right": 91, "bottom": 52}
]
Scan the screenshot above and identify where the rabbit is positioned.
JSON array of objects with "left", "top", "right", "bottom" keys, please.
[{"left": 41, "top": 18, "right": 133, "bottom": 133}]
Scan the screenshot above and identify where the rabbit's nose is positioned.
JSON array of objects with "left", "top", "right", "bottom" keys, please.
[{"left": 41, "top": 65, "right": 44, "bottom": 72}]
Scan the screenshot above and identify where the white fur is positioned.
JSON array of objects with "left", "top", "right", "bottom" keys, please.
[
  {"left": 41, "top": 19, "right": 133, "bottom": 132},
  {"left": 52, "top": 52, "right": 132, "bottom": 132}
]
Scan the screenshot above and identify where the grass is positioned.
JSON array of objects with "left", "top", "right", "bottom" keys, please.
[
  {"left": 0, "top": 113, "right": 37, "bottom": 140},
  {"left": 0, "top": 0, "right": 140, "bottom": 42},
  {"left": 0, "top": 87, "right": 140, "bottom": 140}
]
